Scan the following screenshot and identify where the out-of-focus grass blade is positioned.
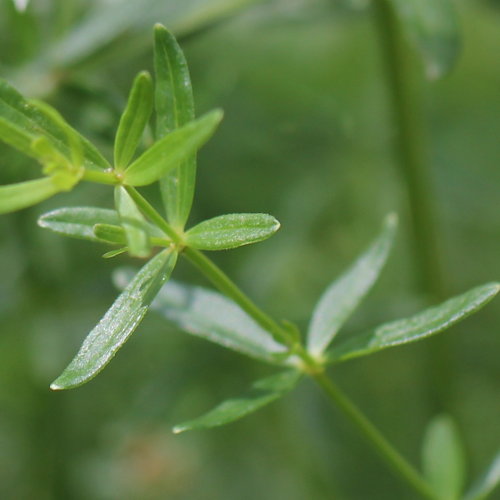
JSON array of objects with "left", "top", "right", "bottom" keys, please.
[
  {"left": 0, "top": 116, "right": 35, "bottom": 156},
  {"left": 327, "top": 283, "right": 500, "bottom": 363},
  {"left": 185, "top": 213, "right": 281, "bottom": 250},
  {"left": 422, "top": 415, "right": 465, "bottom": 500},
  {"left": 173, "top": 370, "right": 301, "bottom": 433},
  {"left": 154, "top": 24, "right": 196, "bottom": 230},
  {"left": 464, "top": 451, "right": 500, "bottom": 500},
  {"left": 388, "top": 0, "right": 461, "bottom": 79},
  {"left": 115, "top": 186, "right": 151, "bottom": 258},
  {"left": 112, "top": 275, "right": 290, "bottom": 364},
  {"left": 122, "top": 110, "right": 222, "bottom": 187},
  {"left": 0, "top": 177, "right": 60, "bottom": 214},
  {"left": 114, "top": 71, "right": 153, "bottom": 170},
  {"left": 307, "top": 214, "right": 397, "bottom": 357},
  {"left": 0, "top": 78, "right": 109, "bottom": 169},
  {"left": 50, "top": 249, "right": 177, "bottom": 390},
  {"left": 38, "top": 207, "right": 121, "bottom": 242}
]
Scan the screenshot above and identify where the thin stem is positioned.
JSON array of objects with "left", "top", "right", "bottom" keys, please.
[
  {"left": 82, "top": 169, "right": 119, "bottom": 185},
  {"left": 312, "top": 372, "right": 437, "bottom": 500},
  {"left": 125, "top": 186, "right": 181, "bottom": 244},
  {"left": 373, "top": 0, "right": 444, "bottom": 300},
  {"left": 183, "top": 247, "right": 295, "bottom": 349},
  {"left": 373, "top": 0, "right": 452, "bottom": 414}
]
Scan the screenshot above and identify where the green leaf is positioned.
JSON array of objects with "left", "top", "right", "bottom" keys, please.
[
  {"left": 51, "top": 249, "right": 177, "bottom": 390},
  {"left": 185, "top": 213, "right": 281, "bottom": 251},
  {"left": 327, "top": 283, "right": 500, "bottom": 363},
  {"left": 0, "top": 78, "right": 109, "bottom": 169},
  {"left": 122, "top": 109, "right": 222, "bottom": 187},
  {"left": 173, "top": 370, "right": 301, "bottom": 434},
  {"left": 464, "top": 451, "right": 500, "bottom": 500},
  {"left": 422, "top": 415, "right": 465, "bottom": 500},
  {"left": 103, "top": 248, "right": 128, "bottom": 259},
  {"left": 388, "top": 0, "right": 461, "bottom": 79},
  {"left": 113, "top": 275, "right": 290, "bottom": 364},
  {"left": 154, "top": 24, "right": 196, "bottom": 230},
  {"left": 307, "top": 214, "right": 397, "bottom": 357},
  {"left": 114, "top": 186, "right": 151, "bottom": 258},
  {"left": 38, "top": 207, "right": 121, "bottom": 242},
  {"left": 114, "top": 71, "right": 153, "bottom": 170},
  {"left": 0, "top": 177, "right": 60, "bottom": 214},
  {"left": 93, "top": 224, "right": 127, "bottom": 245}
]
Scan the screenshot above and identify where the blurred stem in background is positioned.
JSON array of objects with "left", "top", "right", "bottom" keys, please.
[{"left": 372, "top": 0, "right": 452, "bottom": 413}]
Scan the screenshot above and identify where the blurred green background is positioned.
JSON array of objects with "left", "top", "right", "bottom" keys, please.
[{"left": 0, "top": 0, "right": 499, "bottom": 498}]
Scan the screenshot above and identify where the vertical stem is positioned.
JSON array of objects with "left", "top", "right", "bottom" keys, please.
[
  {"left": 373, "top": 0, "right": 444, "bottom": 300},
  {"left": 312, "top": 372, "right": 437, "bottom": 500},
  {"left": 373, "top": 0, "right": 452, "bottom": 413}
]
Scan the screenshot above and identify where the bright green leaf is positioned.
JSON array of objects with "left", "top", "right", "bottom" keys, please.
[
  {"left": 93, "top": 224, "right": 127, "bottom": 245},
  {"left": 38, "top": 207, "right": 121, "bottom": 242},
  {"left": 327, "top": 283, "right": 500, "bottom": 363},
  {"left": 103, "top": 248, "right": 128, "bottom": 259},
  {"left": 51, "top": 249, "right": 177, "bottom": 390},
  {"left": 388, "top": 0, "right": 461, "bottom": 79},
  {"left": 307, "top": 214, "right": 397, "bottom": 357},
  {"left": 173, "top": 370, "right": 301, "bottom": 434},
  {"left": 114, "top": 71, "right": 153, "bottom": 170},
  {"left": 465, "top": 451, "right": 500, "bottom": 500},
  {"left": 154, "top": 23, "right": 196, "bottom": 229},
  {"left": 115, "top": 186, "right": 151, "bottom": 258},
  {"left": 122, "top": 109, "right": 222, "bottom": 187},
  {"left": 0, "top": 177, "right": 60, "bottom": 214},
  {"left": 0, "top": 78, "right": 109, "bottom": 169},
  {"left": 185, "top": 213, "right": 281, "bottom": 251},
  {"left": 112, "top": 275, "right": 290, "bottom": 364},
  {"left": 422, "top": 414, "right": 465, "bottom": 500}
]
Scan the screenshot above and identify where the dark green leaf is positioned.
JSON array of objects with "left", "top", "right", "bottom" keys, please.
[
  {"left": 465, "top": 451, "right": 500, "bottom": 500},
  {"left": 93, "top": 224, "right": 127, "bottom": 245},
  {"left": 0, "top": 177, "right": 60, "bottom": 214},
  {"left": 113, "top": 276, "right": 290, "bottom": 364},
  {"left": 122, "top": 109, "right": 222, "bottom": 187},
  {"left": 38, "top": 207, "right": 121, "bottom": 242},
  {"left": 388, "top": 0, "right": 461, "bottom": 79},
  {"left": 185, "top": 213, "right": 281, "bottom": 251},
  {"left": 0, "top": 78, "right": 109, "bottom": 169},
  {"left": 307, "top": 214, "right": 397, "bottom": 357},
  {"left": 173, "top": 370, "right": 301, "bottom": 434},
  {"left": 327, "top": 283, "right": 500, "bottom": 363},
  {"left": 115, "top": 186, "right": 151, "bottom": 258},
  {"left": 154, "top": 24, "right": 196, "bottom": 230},
  {"left": 51, "top": 249, "right": 177, "bottom": 390},
  {"left": 114, "top": 71, "right": 153, "bottom": 169},
  {"left": 422, "top": 415, "right": 465, "bottom": 500}
]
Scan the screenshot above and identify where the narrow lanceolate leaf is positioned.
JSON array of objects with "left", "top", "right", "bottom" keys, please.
[
  {"left": 115, "top": 186, "right": 151, "bottom": 258},
  {"left": 112, "top": 275, "right": 290, "bottom": 364},
  {"left": 93, "top": 224, "right": 127, "bottom": 245},
  {"left": 0, "top": 78, "right": 109, "bottom": 169},
  {"left": 114, "top": 71, "right": 153, "bottom": 170},
  {"left": 388, "top": 0, "right": 461, "bottom": 79},
  {"left": 39, "top": 207, "right": 121, "bottom": 242},
  {"left": 154, "top": 24, "right": 196, "bottom": 229},
  {"left": 122, "top": 109, "right": 222, "bottom": 187},
  {"left": 307, "top": 214, "right": 397, "bottom": 357},
  {"left": 173, "top": 370, "right": 301, "bottom": 434},
  {"left": 185, "top": 213, "right": 281, "bottom": 251},
  {"left": 0, "top": 178, "right": 60, "bottom": 214},
  {"left": 51, "top": 249, "right": 177, "bottom": 390},
  {"left": 465, "top": 451, "right": 500, "bottom": 500},
  {"left": 422, "top": 415, "right": 465, "bottom": 500},
  {"left": 327, "top": 283, "right": 500, "bottom": 363}
]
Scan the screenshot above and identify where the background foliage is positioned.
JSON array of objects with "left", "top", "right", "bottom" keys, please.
[{"left": 0, "top": 0, "right": 499, "bottom": 498}]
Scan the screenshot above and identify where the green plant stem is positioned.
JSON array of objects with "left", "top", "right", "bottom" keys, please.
[
  {"left": 373, "top": 0, "right": 444, "bottom": 300},
  {"left": 82, "top": 169, "right": 118, "bottom": 185},
  {"left": 312, "top": 372, "right": 437, "bottom": 500},
  {"left": 125, "top": 186, "right": 181, "bottom": 244},
  {"left": 373, "top": 0, "right": 453, "bottom": 415}
]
